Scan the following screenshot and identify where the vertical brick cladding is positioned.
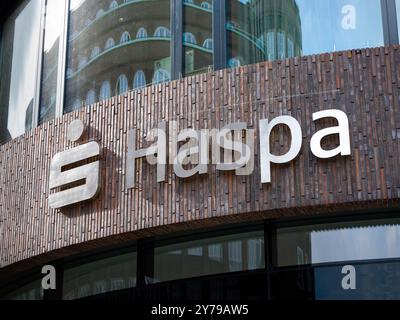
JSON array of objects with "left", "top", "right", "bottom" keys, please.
[{"left": 0, "top": 46, "right": 400, "bottom": 268}]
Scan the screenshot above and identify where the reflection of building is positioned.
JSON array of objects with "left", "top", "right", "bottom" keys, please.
[
  {"left": 25, "top": 99, "right": 33, "bottom": 132},
  {"left": 65, "top": 0, "right": 173, "bottom": 112},
  {"left": 183, "top": 0, "right": 213, "bottom": 75},
  {"left": 228, "top": 0, "right": 302, "bottom": 66},
  {"left": 39, "top": 39, "right": 60, "bottom": 124},
  {"left": 65, "top": 0, "right": 214, "bottom": 112}
]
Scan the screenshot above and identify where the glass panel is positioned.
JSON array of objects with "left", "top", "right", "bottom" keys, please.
[
  {"left": 226, "top": 0, "right": 384, "bottom": 67},
  {"left": 0, "top": 0, "right": 42, "bottom": 144},
  {"left": 39, "top": 0, "right": 66, "bottom": 124},
  {"left": 65, "top": 0, "right": 171, "bottom": 113},
  {"left": 5, "top": 280, "right": 43, "bottom": 300},
  {"left": 276, "top": 219, "right": 400, "bottom": 267},
  {"left": 183, "top": 0, "right": 213, "bottom": 76},
  {"left": 63, "top": 252, "right": 137, "bottom": 300},
  {"left": 397, "top": 0, "right": 400, "bottom": 40},
  {"left": 315, "top": 261, "right": 400, "bottom": 300},
  {"left": 154, "top": 231, "right": 265, "bottom": 283}
]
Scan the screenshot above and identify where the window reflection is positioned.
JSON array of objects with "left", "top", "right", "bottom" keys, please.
[
  {"left": 227, "top": 0, "right": 384, "bottom": 67},
  {"left": 5, "top": 280, "right": 43, "bottom": 300},
  {"left": 133, "top": 70, "right": 146, "bottom": 89},
  {"left": 63, "top": 252, "right": 137, "bottom": 300},
  {"left": 65, "top": 0, "right": 171, "bottom": 113},
  {"left": 39, "top": 0, "right": 66, "bottom": 125},
  {"left": 0, "top": 0, "right": 42, "bottom": 144},
  {"left": 153, "top": 231, "right": 265, "bottom": 283},
  {"left": 277, "top": 219, "right": 400, "bottom": 267},
  {"left": 116, "top": 74, "right": 129, "bottom": 95},
  {"left": 183, "top": 0, "right": 213, "bottom": 76},
  {"left": 136, "top": 27, "right": 148, "bottom": 39},
  {"left": 99, "top": 81, "right": 111, "bottom": 100},
  {"left": 397, "top": 0, "right": 400, "bottom": 39}
]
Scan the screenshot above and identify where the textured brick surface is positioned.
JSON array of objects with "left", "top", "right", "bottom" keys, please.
[{"left": 1, "top": 46, "right": 400, "bottom": 269}]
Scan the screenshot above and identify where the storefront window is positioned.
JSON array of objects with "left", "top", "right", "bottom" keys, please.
[
  {"left": 227, "top": 0, "right": 384, "bottom": 66},
  {"left": 276, "top": 219, "right": 400, "bottom": 267},
  {"left": 154, "top": 231, "right": 265, "bottom": 283},
  {"left": 39, "top": 0, "right": 67, "bottom": 125},
  {"left": 0, "top": 0, "right": 42, "bottom": 144},
  {"left": 315, "top": 260, "right": 400, "bottom": 300},
  {"left": 5, "top": 279, "right": 43, "bottom": 300},
  {"left": 63, "top": 252, "right": 137, "bottom": 300},
  {"left": 64, "top": 0, "right": 171, "bottom": 113},
  {"left": 183, "top": 0, "right": 213, "bottom": 76},
  {"left": 397, "top": 0, "right": 400, "bottom": 39}
]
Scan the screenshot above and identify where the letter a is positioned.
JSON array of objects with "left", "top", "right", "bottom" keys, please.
[{"left": 311, "top": 109, "right": 351, "bottom": 159}]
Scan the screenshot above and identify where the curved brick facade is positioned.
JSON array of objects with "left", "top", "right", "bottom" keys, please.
[{"left": 1, "top": 46, "right": 400, "bottom": 272}]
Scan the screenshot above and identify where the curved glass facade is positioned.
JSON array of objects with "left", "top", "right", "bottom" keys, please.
[
  {"left": 3, "top": 216, "right": 400, "bottom": 300},
  {"left": 227, "top": 0, "right": 384, "bottom": 66},
  {"left": 0, "top": 0, "right": 398, "bottom": 144}
]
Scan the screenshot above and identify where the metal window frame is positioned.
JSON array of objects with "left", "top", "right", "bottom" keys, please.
[
  {"left": 213, "top": 0, "right": 227, "bottom": 70},
  {"left": 55, "top": 0, "right": 70, "bottom": 119},
  {"left": 31, "top": 0, "right": 46, "bottom": 129},
  {"left": 171, "top": 0, "right": 183, "bottom": 80},
  {"left": 33, "top": 0, "right": 69, "bottom": 127},
  {"left": 382, "top": 0, "right": 400, "bottom": 45}
]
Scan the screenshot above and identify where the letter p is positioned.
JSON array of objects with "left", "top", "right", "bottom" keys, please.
[{"left": 260, "top": 116, "right": 302, "bottom": 184}]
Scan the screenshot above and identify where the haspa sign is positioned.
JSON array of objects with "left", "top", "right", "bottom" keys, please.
[{"left": 49, "top": 109, "right": 351, "bottom": 209}]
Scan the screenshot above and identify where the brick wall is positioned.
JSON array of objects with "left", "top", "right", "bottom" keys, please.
[{"left": 1, "top": 46, "right": 400, "bottom": 269}]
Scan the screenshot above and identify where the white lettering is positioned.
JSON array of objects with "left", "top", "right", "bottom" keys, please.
[{"left": 260, "top": 116, "right": 302, "bottom": 184}]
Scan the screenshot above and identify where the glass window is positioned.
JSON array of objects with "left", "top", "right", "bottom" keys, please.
[
  {"left": 5, "top": 279, "right": 43, "bottom": 300},
  {"left": 152, "top": 68, "right": 170, "bottom": 84},
  {"left": 136, "top": 27, "right": 148, "bottom": 39},
  {"left": 154, "top": 231, "right": 265, "bottom": 283},
  {"left": 63, "top": 252, "right": 137, "bottom": 300},
  {"left": 277, "top": 31, "right": 286, "bottom": 60},
  {"left": 397, "top": 0, "right": 400, "bottom": 40},
  {"left": 227, "top": 0, "right": 384, "bottom": 67},
  {"left": 203, "top": 38, "right": 213, "bottom": 50},
  {"left": 109, "top": 1, "right": 118, "bottom": 10},
  {"left": 154, "top": 26, "right": 171, "bottom": 38},
  {"left": 39, "top": 0, "right": 67, "bottom": 125},
  {"left": 65, "top": 0, "right": 171, "bottom": 113},
  {"left": 183, "top": 0, "right": 213, "bottom": 76},
  {"left": 183, "top": 32, "right": 197, "bottom": 44},
  {"left": 120, "top": 31, "right": 131, "bottom": 44},
  {"left": 133, "top": 70, "right": 146, "bottom": 89},
  {"left": 86, "top": 89, "right": 96, "bottom": 105},
  {"left": 99, "top": 81, "right": 111, "bottom": 100},
  {"left": 90, "top": 46, "right": 101, "bottom": 59},
  {"left": 0, "top": 0, "right": 42, "bottom": 144},
  {"left": 105, "top": 37, "right": 115, "bottom": 50},
  {"left": 116, "top": 74, "right": 129, "bottom": 95},
  {"left": 96, "top": 9, "right": 105, "bottom": 19},
  {"left": 315, "top": 260, "right": 400, "bottom": 300},
  {"left": 201, "top": 1, "right": 212, "bottom": 10},
  {"left": 276, "top": 219, "right": 400, "bottom": 267}
]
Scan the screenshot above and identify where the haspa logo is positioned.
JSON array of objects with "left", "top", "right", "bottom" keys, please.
[{"left": 48, "top": 119, "right": 100, "bottom": 209}]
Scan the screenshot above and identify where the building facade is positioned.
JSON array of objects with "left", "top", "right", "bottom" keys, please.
[{"left": 1, "top": 0, "right": 400, "bottom": 300}]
